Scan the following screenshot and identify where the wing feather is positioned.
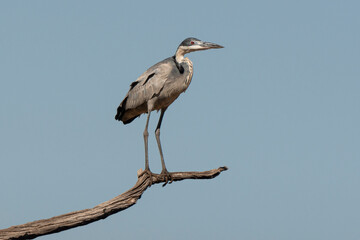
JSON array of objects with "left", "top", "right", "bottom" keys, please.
[
  {"left": 124, "top": 58, "right": 174, "bottom": 110},
  {"left": 115, "top": 56, "right": 188, "bottom": 124}
]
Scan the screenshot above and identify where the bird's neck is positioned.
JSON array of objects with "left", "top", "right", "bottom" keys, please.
[{"left": 175, "top": 47, "right": 186, "bottom": 63}]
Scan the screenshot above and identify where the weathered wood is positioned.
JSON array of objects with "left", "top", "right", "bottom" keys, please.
[{"left": 0, "top": 167, "right": 228, "bottom": 240}]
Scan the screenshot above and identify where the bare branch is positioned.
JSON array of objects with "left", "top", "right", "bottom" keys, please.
[{"left": 0, "top": 167, "right": 228, "bottom": 240}]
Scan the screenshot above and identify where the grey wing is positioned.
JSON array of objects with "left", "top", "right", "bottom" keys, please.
[
  {"left": 125, "top": 58, "right": 174, "bottom": 109},
  {"left": 115, "top": 58, "right": 175, "bottom": 123}
]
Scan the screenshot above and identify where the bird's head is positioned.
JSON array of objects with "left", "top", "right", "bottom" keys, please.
[
  {"left": 177, "top": 37, "right": 224, "bottom": 54},
  {"left": 175, "top": 37, "right": 223, "bottom": 62}
]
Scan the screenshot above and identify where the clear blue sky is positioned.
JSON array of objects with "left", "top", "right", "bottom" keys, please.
[{"left": 1, "top": 1, "right": 359, "bottom": 239}]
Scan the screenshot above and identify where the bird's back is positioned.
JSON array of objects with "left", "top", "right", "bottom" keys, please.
[{"left": 115, "top": 57, "right": 193, "bottom": 124}]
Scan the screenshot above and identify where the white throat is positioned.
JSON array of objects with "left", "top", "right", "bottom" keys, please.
[{"left": 175, "top": 46, "right": 186, "bottom": 63}]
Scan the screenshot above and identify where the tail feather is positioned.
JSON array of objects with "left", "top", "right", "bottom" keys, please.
[
  {"left": 115, "top": 105, "right": 124, "bottom": 121},
  {"left": 115, "top": 96, "right": 127, "bottom": 122},
  {"left": 115, "top": 97, "right": 140, "bottom": 124},
  {"left": 115, "top": 105, "right": 139, "bottom": 124}
]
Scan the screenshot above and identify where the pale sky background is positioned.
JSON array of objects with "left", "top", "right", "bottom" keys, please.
[{"left": 1, "top": 1, "right": 360, "bottom": 239}]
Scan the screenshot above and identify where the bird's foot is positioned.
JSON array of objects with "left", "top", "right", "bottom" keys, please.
[
  {"left": 139, "top": 168, "right": 154, "bottom": 186},
  {"left": 160, "top": 169, "right": 173, "bottom": 187}
]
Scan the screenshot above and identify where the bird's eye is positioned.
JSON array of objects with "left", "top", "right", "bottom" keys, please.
[{"left": 190, "top": 41, "right": 194, "bottom": 45}]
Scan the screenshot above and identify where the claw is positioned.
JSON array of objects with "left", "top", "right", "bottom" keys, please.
[{"left": 160, "top": 169, "right": 173, "bottom": 187}]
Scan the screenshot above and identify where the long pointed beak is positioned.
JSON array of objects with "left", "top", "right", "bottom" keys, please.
[{"left": 199, "top": 41, "right": 224, "bottom": 50}]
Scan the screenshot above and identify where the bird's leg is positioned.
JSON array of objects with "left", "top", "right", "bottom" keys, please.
[
  {"left": 155, "top": 108, "right": 173, "bottom": 187},
  {"left": 141, "top": 110, "right": 154, "bottom": 185}
]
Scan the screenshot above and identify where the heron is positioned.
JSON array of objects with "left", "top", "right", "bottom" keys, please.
[{"left": 115, "top": 37, "right": 223, "bottom": 185}]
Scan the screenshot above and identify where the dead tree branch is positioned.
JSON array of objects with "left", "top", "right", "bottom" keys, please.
[{"left": 0, "top": 166, "right": 228, "bottom": 240}]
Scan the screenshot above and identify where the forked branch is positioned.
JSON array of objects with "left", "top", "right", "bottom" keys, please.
[{"left": 0, "top": 167, "right": 228, "bottom": 240}]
